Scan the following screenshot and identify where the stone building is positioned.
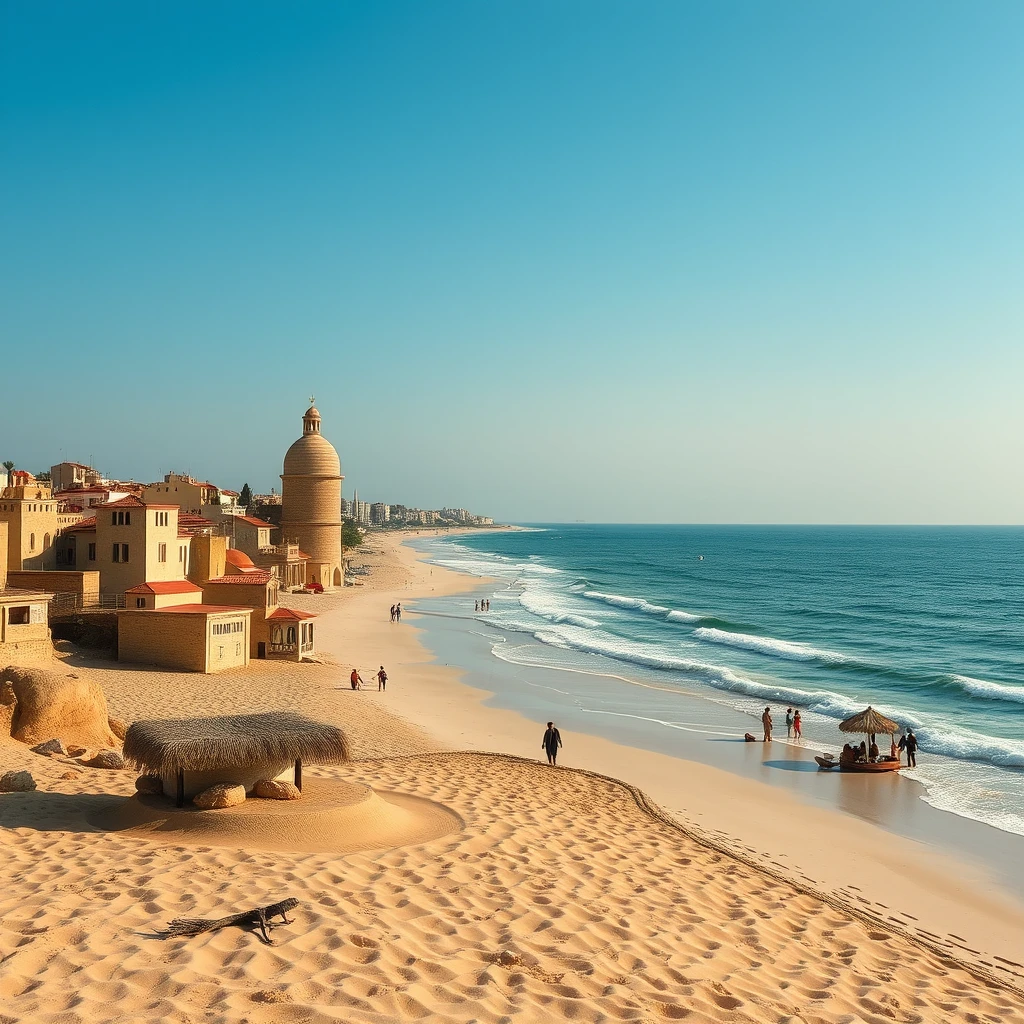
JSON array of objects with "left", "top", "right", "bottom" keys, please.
[
  {"left": 280, "top": 403, "right": 344, "bottom": 589},
  {"left": 0, "top": 521, "right": 55, "bottom": 661},
  {"left": 0, "top": 476, "right": 60, "bottom": 571}
]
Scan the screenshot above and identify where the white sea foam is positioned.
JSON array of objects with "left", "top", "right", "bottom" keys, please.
[
  {"left": 582, "top": 590, "right": 670, "bottom": 615},
  {"left": 666, "top": 609, "right": 701, "bottom": 623},
  {"left": 694, "top": 626, "right": 849, "bottom": 664},
  {"left": 518, "top": 590, "right": 601, "bottom": 629},
  {"left": 948, "top": 674, "right": 1024, "bottom": 705}
]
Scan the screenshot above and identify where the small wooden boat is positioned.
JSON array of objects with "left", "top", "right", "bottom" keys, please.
[{"left": 815, "top": 753, "right": 901, "bottom": 772}]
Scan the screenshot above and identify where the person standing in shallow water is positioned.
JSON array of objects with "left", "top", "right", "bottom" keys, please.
[
  {"left": 762, "top": 707, "right": 773, "bottom": 742},
  {"left": 785, "top": 708, "right": 794, "bottom": 737},
  {"left": 542, "top": 722, "right": 562, "bottom": 765}
]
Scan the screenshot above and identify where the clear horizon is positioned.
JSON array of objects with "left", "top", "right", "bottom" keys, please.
[{"left": 2, "top": 2, "right": 1022, "bottom": 524}]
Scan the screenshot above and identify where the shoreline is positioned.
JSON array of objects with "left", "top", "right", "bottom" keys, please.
[
  {"left": 325, "top": 531, "right": 1024, "bottom": 974},
  {"left": 3, "top": 528, "right": 1024, "bottom": 1022}
]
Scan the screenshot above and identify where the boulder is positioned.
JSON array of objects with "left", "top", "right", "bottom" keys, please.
[
  {"left": 67, "top": 745, "right": 88, "bottom": 758},
  {"left": 31, "top": 738, "right": 68, "bottom": 756},
  {"left": 108, "top": 717, "right": 128, "bottom": 741},
  {"left": 135, "top": 774, "right": 163, "bottom": 795},
  {"left": 2, "top": 666, "right": 119, "bottom": 749},
  {"left": 82, "top": 749, "right": 126, "bottom": 770},
  {"left": 193, "top": 783, "right": 246, "bottom": 810},
  {"left": 0, "top": 770, "right": 36, "bottom": 793},
  {"left": 253, "top": 779, "right": 301, "bottom": 801},
  {"left": 59, "top": 770, "right": 81, "bottom": 780}
]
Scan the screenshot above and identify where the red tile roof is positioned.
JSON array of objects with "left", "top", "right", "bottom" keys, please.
[
  {"left": 224, "top": 548, "right": 257, "bottom": 569},
  {"left": 205, "top": 572, "right": 273, "bottom": 585},
  {"left": 97, "top": 495, "right": 178, "bottom": 509},
  {"left": 268, "top": 607, "right": 317, "bottom": 621},
  {"left": 65, "top": 516, "right": 97, "bottom": 533},
  {"left": 219, "top": 489, "right": 239, "bottom": 496},
  {"left": 237, "top": 516, "right": 274, "bottom": 529},
  {"left": 133, "top": 604, "right": 254, "bottom": 615},
  {"left": 297, "top": 550, "right": 311, "bottom": 560},
  {"left": 125, "top": 581, "right": 204, "bottom": 595}
]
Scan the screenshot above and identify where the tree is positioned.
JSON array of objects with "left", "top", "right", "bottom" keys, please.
[
  {"left": 2, "top": 461, "right": 14, "bottom": 487},
  {"left": 342, "top": 520, "right": 363, "bottom": 548},
  {"left": 36, "top": 470, "right": 51, "bottom": 482},
  {"left": 239, "top": 482, "right": 253, "bottom": 510}
]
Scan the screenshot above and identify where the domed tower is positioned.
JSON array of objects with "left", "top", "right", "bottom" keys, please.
[{"left": 281, "top": 402, "right": 344, "bottom": 589}]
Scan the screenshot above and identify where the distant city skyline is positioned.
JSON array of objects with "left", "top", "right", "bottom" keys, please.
[{"left": 2, "top": 3, "right": 1022, "bottom": 524}]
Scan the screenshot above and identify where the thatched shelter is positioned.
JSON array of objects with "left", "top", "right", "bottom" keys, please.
[
  {"left": 839, "top": 706, "right": 899, "bottom": 737},
  {"left": 124, "top": 711, "right": 350, "bottom": 805}
]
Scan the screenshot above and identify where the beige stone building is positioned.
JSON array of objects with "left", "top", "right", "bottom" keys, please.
[
  {"left": 0, "top": 521, "right": 54, "bottom": 661},
  {"left": 65, "top": 496, "right": 189, "bottom": 598},
  {"left": 0, "top": 476, "right": 60, "bottom": 571},
  {"left": 118, "top": 604, "right": 252, "bottom": 673},
  {"left": 281, "top": 403, "right": 344, "bottom": 589},
  {"left": 225, "top": 515, "right": 310, "bottom": 590}
]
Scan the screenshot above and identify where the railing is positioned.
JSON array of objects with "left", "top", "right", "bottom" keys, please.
[
  {"left": 300, "top": 641, "right": 314, "bottom": 653},
  {"left": 269, "top": 642, "right": 295, "bottom": 653},
  {"left": 49, "top": 593, "right": 124, "bottom": 613}
]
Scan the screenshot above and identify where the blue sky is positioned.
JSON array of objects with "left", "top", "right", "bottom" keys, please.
[{"left": 2, "top": 1, "right": 1022, "bottom": 523}]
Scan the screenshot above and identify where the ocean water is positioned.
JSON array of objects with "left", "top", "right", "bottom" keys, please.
[{"left": 413, "top": 525, "right": 1024, "bottom": 836}]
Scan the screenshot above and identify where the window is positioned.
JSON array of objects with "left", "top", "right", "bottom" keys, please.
[
  {"left": 236, "top": 643, "right": 241, "bottom": 657},
  {"left": 121, "top": 544, "right": 129, "bottom": 562},
  {"left": 158, "top": 542, "right": 167, "bottom": 562},
  {"left": 136, "top": 598, "right": 146, "bottom": 608},
  {"left": 43, "top": 533, "right": 50, "bottom": 550},
  {"left": 30, "top": 533, "right": 35, "bottom": 550},
  {"left": 155, "top": 511, "right": 169, "bottom": 526},
  {"left": 112, "top": 543, "right": 120, "bottom": 562},
  {"left": 111, "top": 512, "right": 117, "bottom": 526},
  {"left": 88, "top": 543, "right": 96, "bottom": 561},
  {"left": 8, "top": 606, "right": 30, "bottom": 625}
]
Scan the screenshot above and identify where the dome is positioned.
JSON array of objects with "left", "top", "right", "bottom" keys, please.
[
  {"left": 283, "top": 432, "right": 341, "bottom": 476},
  {"left": 283, "top": 404, "right": 341, "bottom": 476}
]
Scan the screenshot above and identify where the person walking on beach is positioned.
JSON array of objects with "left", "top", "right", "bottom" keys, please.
[
  {"left": 395, "top": 603, "right": 402, "bottom": 622},
  {"left": 475, "top": 600, "right": 479, "bottom": 612},
  {"left": 542, "top": 722, "right": 562, "bottom": 766},
  {"left": 390, "top": 604, "right": 396, "bottom": 622},
  {"left": 762, "top": 707, "right": 773, "bottom": 742},
  {"left": 350, "top": 668, "right": 364, "bottom": 690},
  {"left": 900, "top": 728, "right": 918, "bottom": 767},
  {"left": 377, "top": 665, "right": 387, "bottom": 692},
  {"left": 793, "top": 710, "right": 802, "bottom": 739},
  {"left": 486, "top": 599, "right": 490, "bottom": 611},
  {"left": 785, "top": 708, "right": 794, "bottom": 737}
]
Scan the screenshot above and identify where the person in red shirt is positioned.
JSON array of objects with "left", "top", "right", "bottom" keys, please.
[{"left": 350, "top": 668, "right": 363, "bottom": 690}]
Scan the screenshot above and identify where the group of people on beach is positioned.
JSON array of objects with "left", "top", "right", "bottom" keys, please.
[
  {"left": 349, "top": 666, "right": 388, "bottom": 691},
  {"left": 389, "top": 603, "right": 402, "bottom": 622},
  {"left": 475, "top": 599, "right": 490, "bottom": 612},
  {"left": 760, "top": 705, "right": 920, "bottom": 766}
]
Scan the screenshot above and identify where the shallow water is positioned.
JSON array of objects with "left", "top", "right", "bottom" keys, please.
[{"left": 411, "top": 525, "right": 1024, "bottom": 837}]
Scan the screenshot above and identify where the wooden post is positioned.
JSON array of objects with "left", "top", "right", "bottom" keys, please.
[
  {"left": 294, "top": 758, "right": 302, "bottom": 792},
  {"left": 176, "top": 768, "right": 185, "bottom": 808}
]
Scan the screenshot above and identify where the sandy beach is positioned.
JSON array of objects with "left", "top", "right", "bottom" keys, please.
[{"left": 2, "top": 529, "right": 1024, "bottom": 1024}]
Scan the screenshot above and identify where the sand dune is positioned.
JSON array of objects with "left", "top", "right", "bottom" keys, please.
[{"left": 2, "top": 529, "right": 1024, "bottom": 1022}]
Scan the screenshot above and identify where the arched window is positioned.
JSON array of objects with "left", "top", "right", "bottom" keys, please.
[
  {"left": 286, "top": 626, "right": 296, "bottom": 645},
  {"left": 43, "top": 533, "right": 51, "bottom": 550}
]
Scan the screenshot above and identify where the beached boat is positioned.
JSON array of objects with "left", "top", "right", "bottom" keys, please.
[
  {"left": 815, "top": 754, "right": 900, "bottom": 772},
  {"left": 815, "top": 706, "right": 904, "bottom": 773}
]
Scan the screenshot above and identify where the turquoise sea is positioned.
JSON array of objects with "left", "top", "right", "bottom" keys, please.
[{"left": 413, "top": 525, "right": 1024, "bottom": 837}]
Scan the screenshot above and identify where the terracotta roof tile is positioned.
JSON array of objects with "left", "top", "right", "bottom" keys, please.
[
  {"left": 65, "top": 516, "right": 97, "bottom": 533},
  {"left": 205, "top": 572, "right": 273, "bottom": 585},
  {"left": 268, "top": 607, "right": 317, "bottom": 621},
  {"left": 125, "top": 581, "right": 204, "bottom": 595},
  {"left": 224, "top": 548, "right": 257, "bottom": 569},
  {"left": 237, "top": 516, "right": 274, "bottom": 529},
  {"left": 126, "top": 604, "right": 254, "bottom": 615}
]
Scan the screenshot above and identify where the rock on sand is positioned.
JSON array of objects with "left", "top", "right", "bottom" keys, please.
[
  {"left": 193, "top": 783, "right": 246, "bottom": 809},
  {"left": 0, "top": 770, "right": 36, "bottom": 793},
  {"left": 253, "top": 779, "right": 301, "bottom": 800},
  {"left": 82, "top": 749, "right": 126, "bottom": 770},
  {"left": 135, "top": 774, "right": 163, "bottom": 795}
]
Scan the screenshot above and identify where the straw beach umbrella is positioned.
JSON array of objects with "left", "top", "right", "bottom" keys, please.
[
  {"left": 124, "top": 711, "right": 350, "bottom": 806},
  {"left": 839, "top": 706, "right": 899, "bottom": 759}
]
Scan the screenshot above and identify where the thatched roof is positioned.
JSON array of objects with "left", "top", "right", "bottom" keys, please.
[
  {"left": 123, "top": 712, "right": 350, "bottom": 775},
  {"left": 839, "top": 706, "right": 899, "bottom": 735}
]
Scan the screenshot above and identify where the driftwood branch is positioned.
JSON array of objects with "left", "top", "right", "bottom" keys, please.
[{"left": 166, "top": 898, "right": 299, "bottom": 944}]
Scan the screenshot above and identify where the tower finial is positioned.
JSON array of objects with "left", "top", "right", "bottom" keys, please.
[{"left": 309, "top": 394, "right": 315, "bottom": 405}]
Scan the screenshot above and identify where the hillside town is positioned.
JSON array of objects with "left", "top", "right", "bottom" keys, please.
[{"left": 0, "top": 402, "right": 494, "bottom": 676}]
